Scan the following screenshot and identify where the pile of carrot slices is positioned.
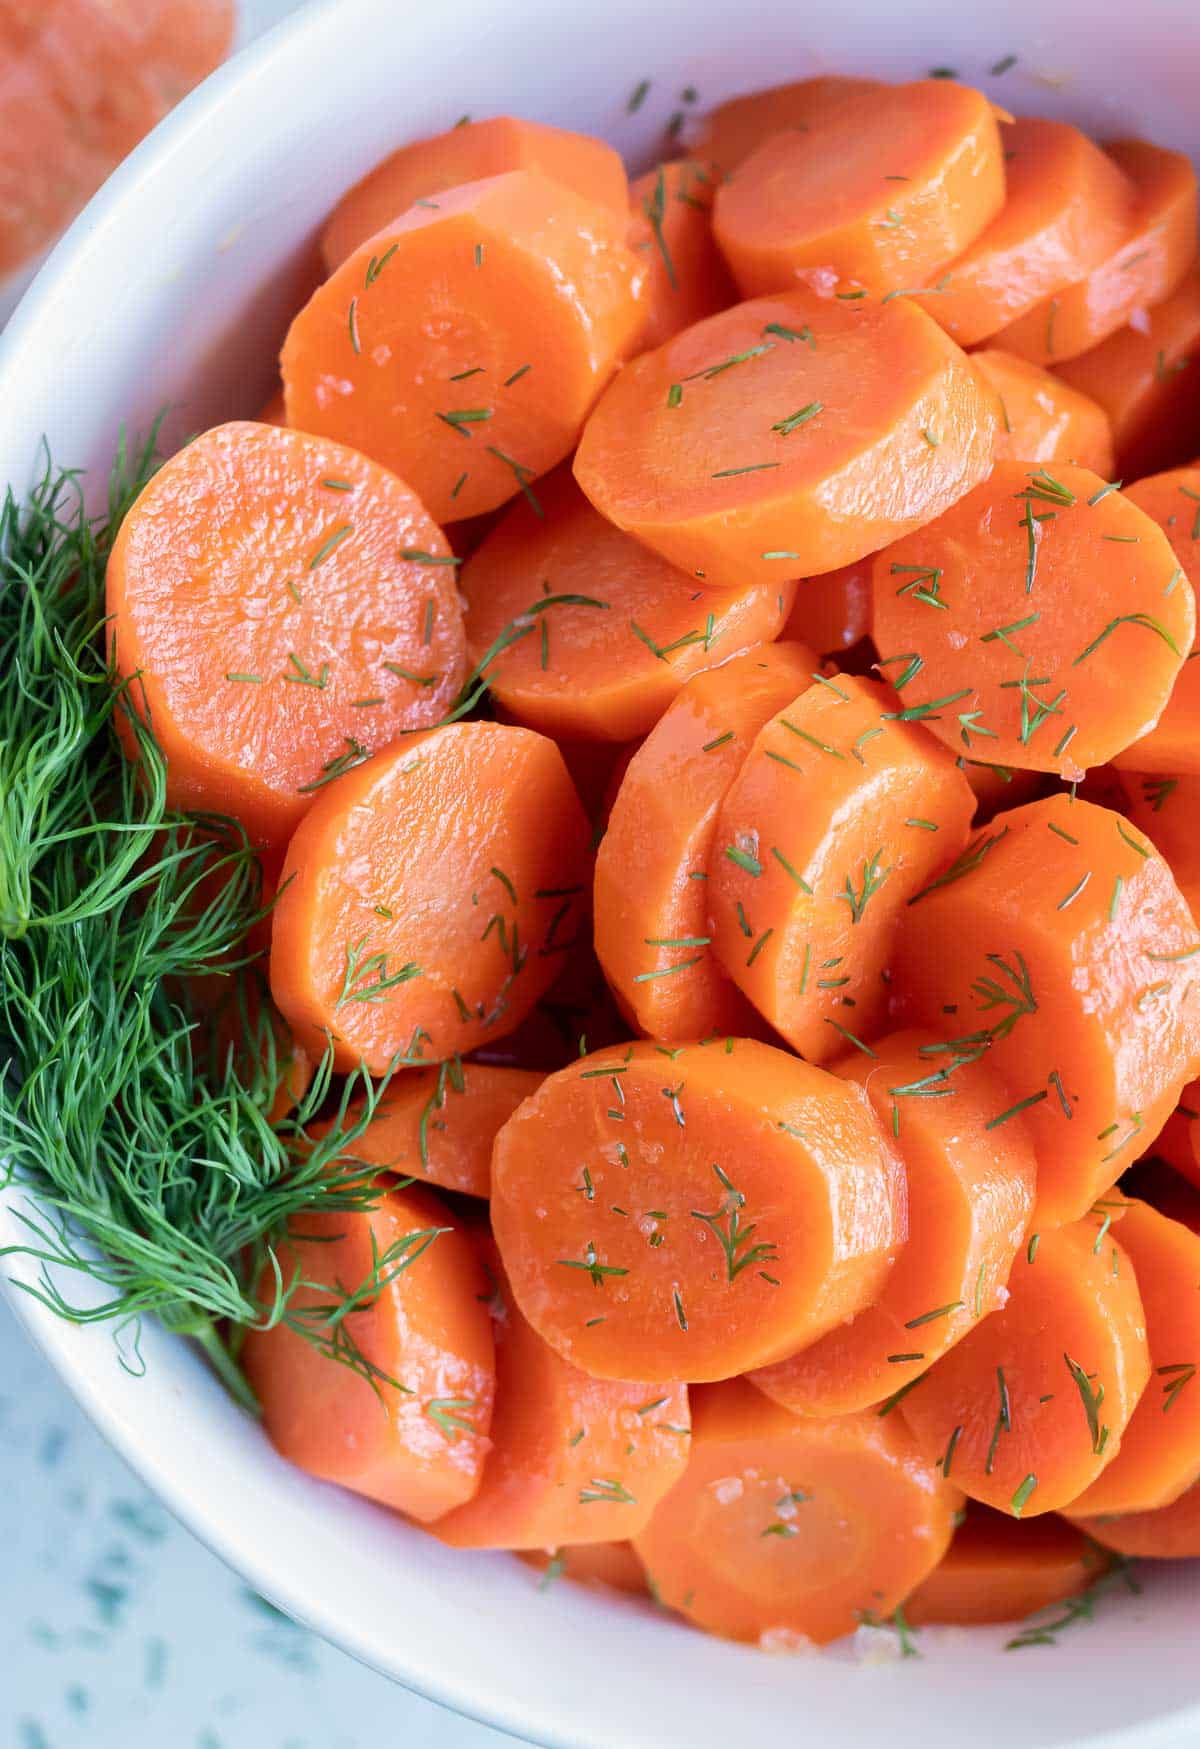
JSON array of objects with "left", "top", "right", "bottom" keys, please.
[{"left": 106, "top": 72, "right": 1200, "bottom": 1650}]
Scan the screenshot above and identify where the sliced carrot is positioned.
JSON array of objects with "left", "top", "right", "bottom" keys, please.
[
  {"left": 973, "top": 348, "right": 1115, "bottom": 474},
  {"left": 707, "top": 672, "right": 975, "bottom": 1062},
  {"left": 240, "top": 1184, "right": 494, "bottom": 1522},
  {"left": 520, "top": 1541, "right": 648, "bottom": 1596},
  {"left": 782, "top": 560, "right": 872, "bottom": 657},
  {"left": 459, "top": 467, "right": 795, "bottom": 743},
  {"left": 891, "top": 793, "right": 1200, "bottom": 1225},
  {"left": 594, "top": 642, "right": 817, "bottom": 1042},
  {"left": 901, "top": 1219, "right": 1149, "bottom": 1517},
  {"left": 914, "top": 118, "right": 1136, "bottom": 347},
  {"left": 282, "top": 170, "right": 646, "bottom": 524},
  {"left": 1056, "top": 261, "right": 1200, "bottom": 479},
  {"left": 1113, "top": 769, "right": 1200, "bottom": 909},
  {"left": 1070, "top": 1476, "right": 1200, "bottom": 1559},
  {"left": 490, "top": 1036, "right": 905, "bottom": 1384},
  {"left": 692, "top": 75, "right": 882, "bottom": 177},
  {"left": 106, "top": 421, "right": 467, "bottom": 856},
  {"left": 628, "top": 160, "right": 737, "bottom": 351},
  {"left": 903, "top": 1505, "right": 1109, "bottom": 1626},
  {"left": 630, "top": 1377, "right": 960, "bottom": 1644},
  {"left": 257, "top": 388, "right": 286, "bottom": 426},
  {"left": 1063, "top": 1201, "right": 1200, "bottom": 1515},
  {"left": 1108, "top": 466, "right": 1200, "bottom": 775},
  {"left": 997, "top": 141, "right": 1198, "bottom": 366},
  {"left": 574, "top": 287, "right": 998, "bottom": 590},
  {"left": 269, "top": 723, "right": 592, "bottom": 1074},
  {"left": 712, "top": 81, "right": 1004, "bottom": 300},
  {"left": 751, "top": 1030, "right": 1036, "bottom": 1417},
  {"left": 311, "top": 1063, "right": 543, "bottom": 1199},
  {"left": 430, "top": 1242, "right": 689, "bottom": 1548},
  {"left": 870, "top": 461, "right": 1195, "bottom": 779}
]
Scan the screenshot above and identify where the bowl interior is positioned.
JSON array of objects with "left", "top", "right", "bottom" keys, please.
[{"left": 2, "top": 1, "right": 1199, "bottom": 1744}]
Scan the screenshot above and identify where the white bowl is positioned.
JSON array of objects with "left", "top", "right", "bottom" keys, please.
[{"left": 2, "top": 2, "right": 1199, "bottom": 1743}]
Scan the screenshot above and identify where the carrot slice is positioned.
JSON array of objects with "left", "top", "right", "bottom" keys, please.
[
  {"left": 892, "top": 793, "right": 1200, "bottom": 1225},
  {"left": 901, "top": 1219, "right": 1149, "bottom": 1517},
  {"left": 973, "top": 349, "right": 1115, "bottom": 474},
  {"left": 320, "top": 116, "right": 628, "bottom": 271},
  {"left": 1108, "top": 466, "right": 1200, "bottom": 775},
  {"left": 1070, "top": 1476, "right": 1200, "bottom": 1559},
  {"left": 997, "top": 141, "right": 1198, "bottom": 366},
  {"left": 459, "top": 467, "right": 796, "bottom": 743},
  {"left": 693, "top": 75, "right": 882, "bottom": 177},
  {"left": 870, "top": 460, "right": 1195, "bottom": 779},
  {"left": 312, "top": 1063, "right": 543, "bottom": 1199},
  {"left": 430, "top": 1243, "right": 689, "bottom": 1548},
  {"left": 1056, "top": 261, "right": 1200, "bottom": 479},
  {"left": 269, "top": 723, "right": 592, "bottom": 1074},
  {"left": 707, "top": 673, "right": 975, "bottom": 1062},
  {"left": 574, "top": 287, "right": 998, "bottom": 590},
  {"left": 282, "top": 169, "right": 646, "bottom": 524},
  {"left": 521, "top": 1541, "right": 648, "bottom": 1596},
  {"left": 783, "top": 560, "right": 872, "bottom": 658},
  {"left": 752, "top": 1030, "right": 1036, "bottom": 1417},
  {"left": 1113, "top": 769, "right": 1200, "bottom": 910},
  {"left": 903, "top": 1505, "right": 1109, "bottom": 1626},
  {"left": 106, "top": 421, "right": 466, "bottom": 855},
  {"left": 490, "top": 1037, "right": 905, "bottom": 1383},
  {"left": 628, "top": 160, "right": 737, "bottom": 351},
  {"left": 630, "top": 1377, "right": 960, "bottom": 1644},
  {"left": 1063, "top": 1201, "right": 1200, "bottom": 1515},
  {"left": 712, "top": 81, "right": 1004, "bottom": 300},
  {"left": 594, "top": 642, "right": 817, "bottom": 1042},
  {"left": 240, "top": 1185, "right": 494, "bottom": 1521},
  {"left": 913, "top": 118, "right": 1136, "bottom": 347}
]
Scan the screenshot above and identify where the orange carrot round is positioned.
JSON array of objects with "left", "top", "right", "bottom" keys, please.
[
  {"left": 631, "top": 1377, "right": 960, "bottom": 1644},
  {"left": 269, "top": 723, "right": 592, "bottom": 1074},
  {"left": 692, "top": 75, "right": 882, "bottom": 176},
  {"left": 431, "top": 1243, "right": 689, "bottom": 1549},
  {"left": 628, "top": 160, "right": 737, "bottom": 351},
  {"left": 712, "top": 81, "right": 1004, "bottom": 300},
  {"left": 891, "top": 792, "right": 1200, "bottom": 1225},
  {"left": 903, "top": 1505, "right": 1110, "bottom": 1626},
  {"left": 901, "top": 1220, "right": 1150, "bottom": 1517},
  {"left": 707, "top": 673, "right": 975, "bottom": 1062},
  {"left": 997, "top": 140, "right": 1198, "bottom": 366},
  {"left": 520, "top": 1541, "right": 648, "bottom": 1596},
  {"left": 1114, "top": 769, "right": 1200, "bottom": 911},
  {"left": 459, "top": 467, "right": 795, "bottom": 743},
  {"left": 241, "top": 1184, "right": 494, "bottom": 1522},
  {"left": 870, "top": 461, "right": 1195, "bottom": 779},
  {"left": 1109, "top": 466, "right": 1200, "bottom": 775},
  {"left": 283, "top": 170, "right": 646, "bottom": 524},
  {"left": 782, "top": 560, "right": 872, "bottom": 657},
  {"left": 973, "top": 348, "right": 1115, "bottom": 474},
  {"left": 1070, "top": 1477, "right": 1200, "bottom": 1560},
  {"left": 321, "top": 116, "right": 629, "bottom": 271},
  {"left": 593, "top": 641, "right": 818, "bottom": 1042},
  {"left": 752, "top": 1030, "right": 1036, "bottom": 1417},
  {"left": 574, "top": 288, "right": 998, "bottom": 590},
  {"left": 490, "top": 1037, "right": 905, "bottom": 1383}
]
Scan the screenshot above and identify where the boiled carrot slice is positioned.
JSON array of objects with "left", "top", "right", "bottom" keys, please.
[
  {"left": 628, "top": 160, "right": 737, "bottom": 350},
  {"left": 1113, "top": 769, "right": 1200, "bottom": 910},
  {"left": 997, "top": 141, "right": 1198, "bottom": 366},
  {"left": 282, "top": 170, "right": 646, "bottom": 524},
  {"left": 891, "top": 793, "right": 1200, "bottom": 1225},
  {"left": 692, "top": 75, "right": 882, "bottom": 176},
  {"left": 521, "top": 1541, "right": 648, "bottom": 1596},
  {"left": 1064, "top": 1200, "right": 1200, "bottom": 1515},
  {"left": 106, "top": 421, "right": 467, "bottom": 857},
  {"left": 630, "top": 1377, "right": 960, "bottom": 1644},
  {"left": 901, "top": 1220, "right": 1149, "bottom": 1517},
  {"left": 269, "top": 723, "right": 592, "bottom": 1074},
  {"left": 870, "top": 461, "right": 1195, "bottom": 779},
  {"left": 459, "top": 467, "right": 795, "bottom": 743},
  {"left": 594, "top": 642, "right": 817, "bottom": 1042},
  {"left": 321, "top": 116, "right": 629, "bottom": 270},
  {"left": 1056, "top": 261, "right": 1200, "bottom": 479},
  {"left": 707, "top": 673, "right": 975, "bottom": 1062},
  {"left": 782, "top": 560, "right": 872, "bottom": 657},
  {"left": 903, "top": 1505, "right": 1109, "bottom": 1626},
  {"left": 1109, "top": 466, "right": 1200, "bottom": 775},
  {"left": 430, "top": 1243, "right": 689, "bottom": 1548},
  {"left": 1069, "top": 1477, "right": 1200, "bottom": 1559},
  {"left": 973, "top": 349, "right": 1115, "bottom": 474},
  {"left": 240, "top": 1184, "right": 494, "bottom": 1521},
  {"left": 712, "top": 81, "right": 1004, "bottom": 300},
  {"left": 573, "top": 288, "right": 998, "bottom": 589},
  {"left": 914, "top": 118, "right": 1136, "bottom": 346},
  {"left": 751, "top": 1030, "right": 1036, "bottom": 1417},
  {"left": 490, "top": 1037, "right": 905, "bottom": 1383}
]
